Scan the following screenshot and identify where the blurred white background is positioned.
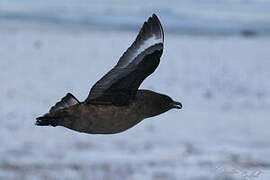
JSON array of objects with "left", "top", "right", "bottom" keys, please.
[{"left": 0, "top": 1, "right": 270, "bottom": 180}]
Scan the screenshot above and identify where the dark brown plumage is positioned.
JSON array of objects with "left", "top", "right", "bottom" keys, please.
[{"left": 36, "top": 14, "right": 182, "bottom": 134}]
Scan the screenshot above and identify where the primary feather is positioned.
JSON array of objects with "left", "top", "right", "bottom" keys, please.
[{"left": 87, "top": 14, "right": 164, "bottom": 105}]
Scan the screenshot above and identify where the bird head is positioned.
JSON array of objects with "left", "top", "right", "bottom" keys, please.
[
  {"left": 137, "top": 90, "right": 182, "bottom": 118},
  {"left": 157, "top": 93, "right": 182, "bottom": 111}
]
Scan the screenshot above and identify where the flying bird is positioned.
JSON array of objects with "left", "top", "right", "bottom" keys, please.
[{"left": 36, "top": 14, "right": 182, "bottom": 134}]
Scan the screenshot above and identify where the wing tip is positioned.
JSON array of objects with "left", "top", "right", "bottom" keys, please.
[
  {"left": 149, "top": 14, "right": 164, "bottom": 43},
  {"left": 152, "top": 13, "right": 158, "bottom": 20},
  {"left": 49, "top": 93, "right": 79, "bottom": 113}
]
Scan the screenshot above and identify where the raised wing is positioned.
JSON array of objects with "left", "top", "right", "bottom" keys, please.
[{"left": 86, "top": 14, "right": 164, "bottom": 106}]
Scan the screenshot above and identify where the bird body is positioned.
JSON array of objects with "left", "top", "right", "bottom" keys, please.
[
  {"left": 37, "top": 90, "right": 181, "bottom": 134},
  {"left": 36, "top": 14, "right": 182, "bottom": 134},
  {"left": 45, "top": 99, "right": 144, "bottom": 134}
]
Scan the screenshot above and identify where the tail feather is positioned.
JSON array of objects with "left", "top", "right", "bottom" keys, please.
[
  {"left": 36, "top": 93, "right": 79, "bottom": 127},
  {"left": 36, "top": 115, "right": 59, "bottom": 127}
]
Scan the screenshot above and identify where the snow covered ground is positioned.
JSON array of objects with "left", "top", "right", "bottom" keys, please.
[{"left": 0, "top": 22, "right": 270, "bottom": 180}]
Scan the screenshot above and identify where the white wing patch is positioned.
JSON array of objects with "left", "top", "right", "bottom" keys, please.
[
  {"left": 87, "top": 14, "right": 164, "bottom": 104},
  {"left": 130, "top": 36, "right": 162, "bottom": 66},
  {"left": 116, "top": 14, "right": 164, "bottom": 69}
]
